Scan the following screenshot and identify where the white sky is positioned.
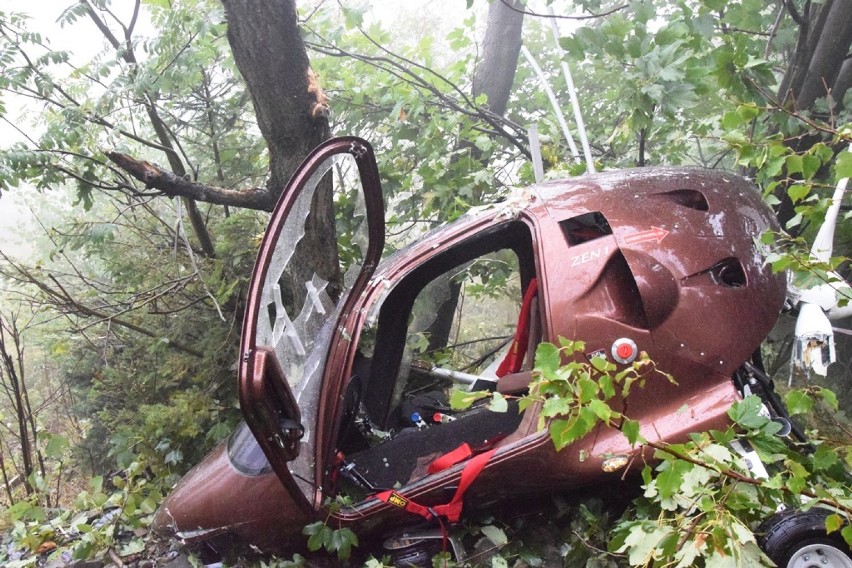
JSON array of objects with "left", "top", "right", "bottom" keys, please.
[{"left": 0, "top": 0, "right": 130, "bottom": 259}]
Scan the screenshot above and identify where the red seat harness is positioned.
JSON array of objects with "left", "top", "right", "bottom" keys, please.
[
  {"left": 373, "top": 443, "right": 495, "bottom": 523},
  {"left": 372, "top": 280, "right": 536, "bottom": 524},
  {"left": 495, "top": 278, "right": 538, "bottom": 378}
]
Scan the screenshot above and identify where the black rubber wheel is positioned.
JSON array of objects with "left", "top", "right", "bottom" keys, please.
[{"left": 759, "top": 508, "right": 852, "bottom": 568}]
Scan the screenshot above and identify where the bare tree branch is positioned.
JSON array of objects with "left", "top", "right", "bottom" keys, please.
[
  {"left": 783, "top": 0, "right": 808, "bottom": 27},
  {"left": 497, "top": 0, "right": 628, "bottom": 20},
  {"left": 0, "top": 254, "right": 205, "bottom": 358}
]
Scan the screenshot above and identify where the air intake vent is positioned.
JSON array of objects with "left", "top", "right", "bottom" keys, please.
[
  {"left": 561, "top": 212, "right": 613, "bottom": 245},
  {"left": 580, "top": 251, "right": 650, "bottom": 329},
  {"left": 709, "top": 257, "right": 746, "bottom": 288},
  {"left": 657, "top": 189, "right": 709, "bottom": 211}
]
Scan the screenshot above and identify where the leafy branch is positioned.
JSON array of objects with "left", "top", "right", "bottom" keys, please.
[
  {"left": 302, "top": 497, "right": 359, "bottom": 561},
  {"left": 456, "top": 339, "right": 852, "bottom": 567}
]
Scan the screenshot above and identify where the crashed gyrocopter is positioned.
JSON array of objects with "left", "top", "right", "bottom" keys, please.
[{"left": 153, "top": 137, "right": 852, "bottom": 566}]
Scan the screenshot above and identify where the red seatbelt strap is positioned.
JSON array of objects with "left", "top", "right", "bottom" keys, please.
[
  {"left": 496, "top": 278, "right": 538, "bottom": 378},
  {"left": 431, "top": 448, "right": 495, "bottom": 522},
  {"left": 373, "top": 448, "right": 496, "bottom": 524},
  {"left": 373, "top": 489, "right": 434, "bottom": 519},
  {"left": 427, "top": 443, "right": 472, "bottom": 475}
]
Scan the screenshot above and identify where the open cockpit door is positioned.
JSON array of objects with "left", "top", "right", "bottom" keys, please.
[{"left": 239, "top": 137, "right": 384, "bottom": 510}]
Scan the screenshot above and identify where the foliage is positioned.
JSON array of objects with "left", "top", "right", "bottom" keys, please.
[
  {"left": 452, "top": 337, "right": 852, "bottom": 567},
  {"left": 1, "top": 197, "right": 254, "bottom": 477},
  {"left": 0, "top": 0, "right": 262, "bottom": 481},
  {"left": 305, "top": 6, "right": 526, "bottom": 243},
  {"left": 517, "top": 340, "right": 852, "bottom": 568},
  {"left": 302, "top": 497, "right": 359, "bottom": 561},
  {"left": 524, "top": 339, "right": 672, "bottom": 450},
  {"left": 461, "top": 497, "right": 623, "bottom": 567},
  {"left": 0, "top": 461, "right": 167, "bottom": 567}
]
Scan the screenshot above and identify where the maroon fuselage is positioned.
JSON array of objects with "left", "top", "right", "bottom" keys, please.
[{"left": 154, "top": 165, "right": 786, "bottom": 552}]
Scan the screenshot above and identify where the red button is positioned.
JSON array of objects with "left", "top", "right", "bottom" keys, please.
[{"left": 616, "top": 343, "right": 634, "bottom": 360}]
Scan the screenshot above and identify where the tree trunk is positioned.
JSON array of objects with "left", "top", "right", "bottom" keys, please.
[
  {"left": 777, "top": 0, "right": 852, "bottom": 111},
  {"left": 221, "top": 0, "right": 339, "bottom": 297},
  {"left": 771, "top": 0, "right": 852, "bottom": 230},
  {"left": 834, "top": 59, "right": 852, "bottom": 111},
  {"left": 426, "top": 0, "right": 525, "bottom": 353},
  {"left": 0, "top": 434, "right": 14, "bottom": 504},
  {"left": 472, "top": 0, "right": 526, "bottom": 118},
  {"left": 0, "top": 317, "right": 34, "bottom": 495},
  {"left": 220, "top": 0, "right": 331, "bottom": 196}
]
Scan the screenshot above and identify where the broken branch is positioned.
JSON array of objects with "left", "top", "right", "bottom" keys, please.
[{"left": 105, "top": 152, "right": 274, "bottom": 211}]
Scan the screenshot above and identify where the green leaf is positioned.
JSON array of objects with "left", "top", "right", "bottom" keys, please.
[
  {"left": 786, "top": 154, "right": 803, "bottom": 174},
  {"left": 44, "top": 433, "right": 70, "bottom": 459},
  {"left": 450, "top": 389, "right": 490, "bottom": 410},
  {"left": 812, "top": 444, "right": 839, "bottom": 471},
  {"left": 737, "top": 103, "right": 760, "bottom": 120},
  {"left": 5, "top": 500, "right": 34, "bottom": 522},
  {"left": 488, "top": 392, "right": 508, "bottom": 413},
  {"left": 802, "top": 154, "right": 820, "bottom": 179},
  {"left": 787, "top": 183, "right": 810, "bottom": 203},
  {"left": 656, "top": 459, "right": 692, "bottom": 499},
  {"left": 481, "top": 524, "right": 508, "bottom": 546},
  {"left": 817, "top": 387, "right": 839, "bottom": 411},
  {"left": 785, "top": 390, "right": 814, "bottom": 416},
  {"left": 599, "top": 375, "right": 616, "bottom": 399},
  {"left": 558, "top": 337, "right": 584, "bottom": 354},
  {"left": 74, "top": 185, "right": 94, "bottom": 211},
  {"left": 826, "top": 513, "right": 844, "bottom": 534},
  {"left": 90, "top": 475, "right": 103, "bottom": 494},
  {"left": 836, "top": 151, "right": 852, "bottom": 181},
  {"left": 559, "top": 35, "right": 587, "bottom": 58},
  {"left": 329, "top": 527, "right": 358, "bottom": 560},
  {"left": 340, "top": 5, "right": 366, "bottom": 28},
  {"left": 674, "top": 539, "right": 704, "bottom": 567},
  {"left": 786, "top": 212, "right": 803, "bottom": 229},
  {"left": 590, "top": 355, "right": 615, "bottom": 373},
  {"left": 622, "top": 418, "right": 644, "bottom": 446},
  {"left": 721, "top": 111, "right": 742, "bottom": 130},
  {"left": 765, "top": 156, "right": 785, "bottom": 177},
  {"left": 588, "top": 399, "right": 612, "bottom": 423},
  {"left": 577, "top": 377, "right": 599, "bottom": 403},
  {"left": 615, "top": 522, "right": 672, "bottom": 565},
  {"left": 549, "top": 408, "right": 597, "bottom": 450},
  {"left": 302, "top": 521, "right": 325, "bottom": 536},
  {"left": 74, "top": 541, "right": 94, "bottom": 561},
  {"left": 701, "top": 443, "right": 733, "bottom": 464},
  {"left": 534, "top": 343, "right": 561, "bottom": 376},
  {"left": 728, "top": 396, "right": 769, "bottom": 429},
  {"left": 119, "top": 538, "right": 145, "bottom": 557}
]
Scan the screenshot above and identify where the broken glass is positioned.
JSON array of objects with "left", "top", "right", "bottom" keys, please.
[
  {"left": 254, "top": 151, "right": 371, "bottom": 497},
  {"left": 257, "top": 153, "right": 368, "bottom": 387}
]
